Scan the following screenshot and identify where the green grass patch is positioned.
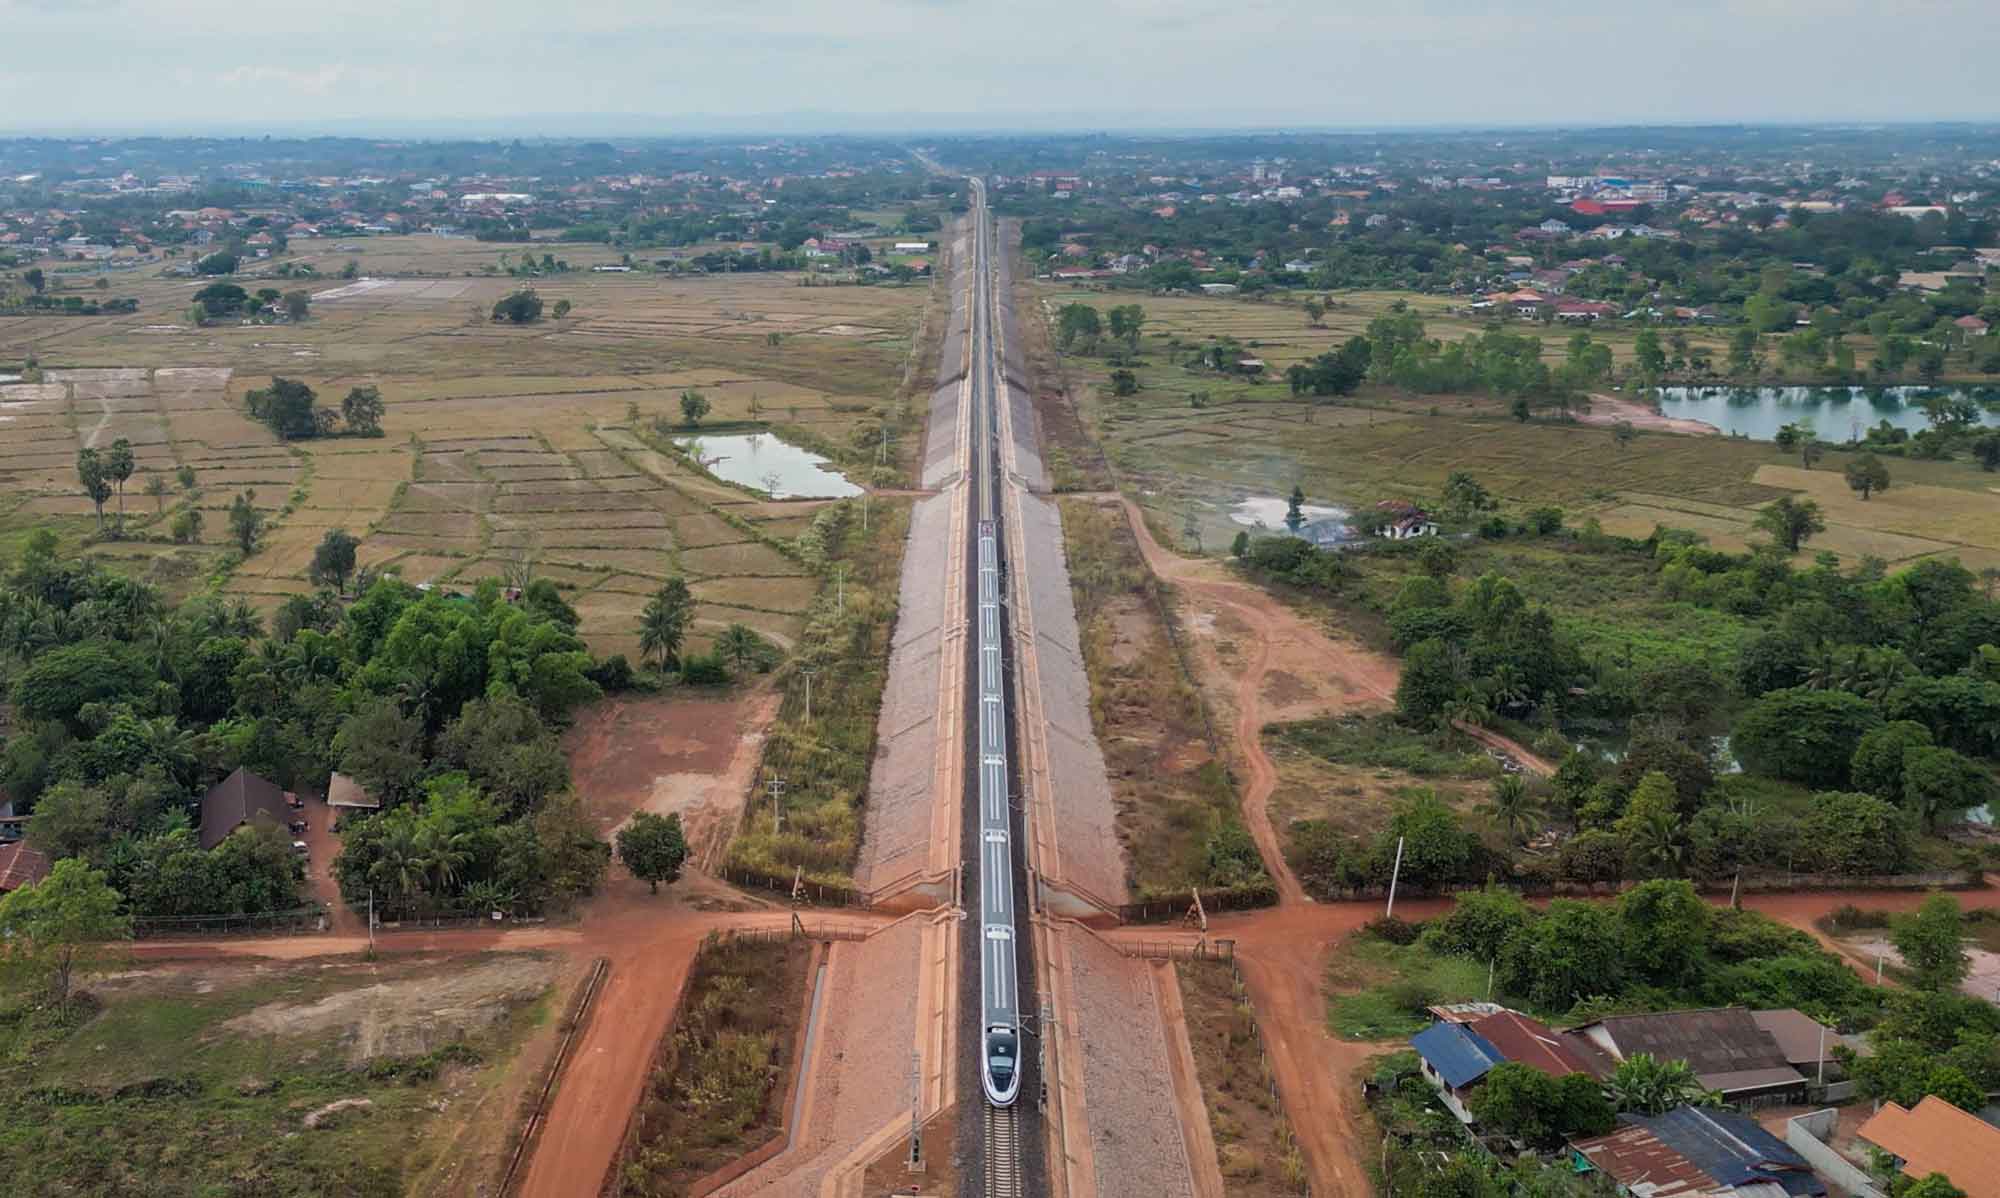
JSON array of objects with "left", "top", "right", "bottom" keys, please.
[
  {"left": 1326, "top": 938, "right": 1494, "bottom": 1040},
  {"left": 1272, "top": 714, "right": 1497, "bottom": 780},
  {"left": 617, "top": 935, "right": 811, "bottom": 1197},
  {"left": 727, "top": 498, "right": 911, "bottom": 884}
]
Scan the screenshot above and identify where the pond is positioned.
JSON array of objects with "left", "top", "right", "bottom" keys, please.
[
  {"left": 1653, "top": 385, "right": 2000, "bottom": 442},
  {"left": 1230, "top": 496, "right": 1352, "bottom": 545},
  {"left": 678, "top": 433, "right": 862, "bottom": 500}
]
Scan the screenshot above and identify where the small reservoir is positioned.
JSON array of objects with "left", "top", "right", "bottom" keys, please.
[
  {"left": 680, "top": 432, "right": 862, "bottom": 500},
  {"left": 1654, "top": 385, "right": 2000, "bottom": 441}
]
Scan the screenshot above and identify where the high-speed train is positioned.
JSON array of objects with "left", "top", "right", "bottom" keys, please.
[
  {"left": 969, "top": 193, "right": 1023, "bottom": 1110},
  {"left": 978, "top": 518, "right": 1020, "bottom": 1106}
]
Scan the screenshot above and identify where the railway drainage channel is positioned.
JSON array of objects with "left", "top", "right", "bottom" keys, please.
[{"left": 951, "top": 182, "right": 1048, "bottom": 1198}]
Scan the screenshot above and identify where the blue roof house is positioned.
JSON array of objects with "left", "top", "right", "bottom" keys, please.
[{"left": 1410, "top": 1021, "right": 1505, "bottom": 1124}]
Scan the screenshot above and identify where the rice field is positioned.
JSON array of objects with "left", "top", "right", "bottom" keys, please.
[{"left": 0, "top": 267, "right": 929, "bottom": 652}]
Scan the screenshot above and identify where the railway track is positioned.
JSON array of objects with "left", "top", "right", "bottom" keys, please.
[{"left": 984, "top": 1103, "right": 1023, "bottom": 1198}]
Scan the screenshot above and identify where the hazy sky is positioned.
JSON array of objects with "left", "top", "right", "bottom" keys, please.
[{"left": 5, "top": 0, "right": 1998, "bottom": 133}]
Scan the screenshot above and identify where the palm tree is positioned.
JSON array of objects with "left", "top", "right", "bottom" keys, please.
[
  {"left": 717, "top": 623, "right": 765, "bottom": 675},
  {"left": 1483, "top": 775, "right": 1538, "bottom": 845},
  {"left": 224, "top": 598, "right": 263, "bottom": 639},
  {"left": 1607, "top": 1053, "right": 1720, "bottom": 1115},
  {"left": 368, "top": 819, "right": 425, "bottom": 911},
  {"left": 1448, "top": 686, "right": 1492, "bottom": 729},
  {"left": 412, "top": 823, "right": 468, "bottom": 911},
  {"left": 639, "top": 578, "right": 693, "bottom": 670},
  {"left": 1633, "top": 808, "right": 1686, "bottom": 878}
]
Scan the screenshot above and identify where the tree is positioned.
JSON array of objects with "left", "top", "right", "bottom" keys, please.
[
  {"left": 1607, "top": 1053, "right": 1718, "bottom": 1115},
  {"left": 1804, "top": 791, "right": 1914, "bottom": 875},
  {"left": 1900, "top": 746, "right": 1992, "bottom": 832},
  {"left": 1285, "top": 484, "right": 1306, "bottom": 532},
  {"left": 1612, "top": 420, "right": 1636, "bottom": 450},
  {"left": 1892, "top": 894, "right": 1970, "bottom": 992},
  {"left": 341, "top": 385, "right": 385, "bottom": 435},
  {"left": 1396, "top": 637, "right": 1461, "bottom": 728},
  {"left": 1852, "top": 721, "right": 1936, "bottom": 798},
  {"left": 1483, "top": 774, "right": 1537, "bottom": 845},
  {"left": 228, "top": 490, "right": 263, "bottom": 554},
  {"left": 1056, "top": 303, "right": 1103, "bottom": 352},
  {"left": 283, "top": 289, "right": 310, "bottom": 321},
  {"left": 492, "top": 288, "right": 543, "bottom": 323},
  {"left": 1734, "top": 687, "right": 1881, "bottom": 788},
  {"left": 170, "top": 507, "right": 204, "bottom": 544},
  {"left": 103, "top": 438, "right": 135, "bottom": 526},
  {"left": 1618, "top": 879, "right": 1709, "bottom": 987},
  {"left": 0, "top": 858, "right": 130, "bottom": 1008},
  {"left": 75, "top": 447, "right": 112, "bottom": 532},
  {"left": 26, "top": 780, "right": 113, "bottom": 862},
  {"left": 1617, "top": 771, "right": 1686, "bottom": 877},
  {"left": 195, "top": 251, "right": 239, "bottom": 275},
  {"left": 1896, "top": 1176, "right": 1968, "bottom": 1198},
  {"left": 1500, "top": 899, "right": 1624, "bottom": 1009},
  {"left": 1753, "top": 496, "right": 1827, "bottom": 553},
  {"left": 1109, "top": 369, "right": 1138, "bottom": 396},
  {"left": 679, "top": 389, "right": 711, "bottom": 428},
  {"left": 552, "top": 298, "right": 572, "bottom": 319},
  {"left": 1470, "top": 1062, "right": 1614, "bottom": 1148},
  {"left": 309, "top": 528, "right": 360, "bottom": 594},
  {"left": 1424, "top": 884, "right": 1532, "bottom": 960},
  {"left": 1846, "top": 453, "right": 1891, "bottom": 501},
  {"left": 717, "top": 623, "right": 772, "bottom": 675},
  {"left": 1230, "top": 530, "right": 1249, "bottom": 558},
  {"left": 1303, "top": 297, "right": 1326, "bottom": 327},
  {"left": 1634, "top": 328, "right": 1667, "bottom": 380},
  {"left": 639, "top": 578, "right": 694, "bottom": 670},
  {"left": 144, "top": 472, "right": 170, "bottom": 514},
  {"left": 616, "top": 811, "right": 689, "bottom": 894},
  {"left": 177, "top": 463, "right": 197, "bottom": 492},
  {"left": 1382, "top": 791, "right": 1481, "bottom": 890},
  {"left": 244, "top": 376, "right": 323, "bottom": 439},
  {"left": 1440, "top": 471, "right": 1495, "bottom": 521},
  {"left": 23, "top": 267, "right": 44, "bottom": 294},
  {"left": 1106, "top": 303, "right": 1146, "bottom": 351}
]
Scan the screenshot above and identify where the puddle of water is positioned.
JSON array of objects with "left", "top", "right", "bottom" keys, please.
[
  {"left": 0, "top": 375, "right": 18, "bottom": 384},
  {"left": 1229, "top": 496, "right": 1348, "bottom": 529},
  {"left": 679, "top": 432, "right": 862, "bottom": 499}
]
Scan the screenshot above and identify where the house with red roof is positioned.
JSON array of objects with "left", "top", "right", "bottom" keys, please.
[
  {"left": 1410, "top": 1008, "right": 1603, "bottom": 1124},
  {"left": 0, "top": 841, "right": 50, "bottom": 895}
]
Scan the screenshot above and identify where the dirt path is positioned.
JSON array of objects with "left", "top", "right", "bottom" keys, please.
[
  {"left": 564, "top": 688, "right": 779, "bottom": 874},
  {"left": 1452, "top": 721, "right": 1555, "bottom": 777},
  {"left": 1117, "top": 497, "right": 1394, "bottom": 906}
]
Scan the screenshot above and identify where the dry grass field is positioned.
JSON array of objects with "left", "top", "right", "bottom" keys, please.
[
  {"left": 1034, "top": 284, "right": 2000, "bottom": 572},
  {"left": 0, "top": 248, "right": 930, "bottom": 654}
]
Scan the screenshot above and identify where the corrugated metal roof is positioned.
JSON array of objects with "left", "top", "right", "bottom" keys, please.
[
  {"left": 1637, "top": 1107, "right": 1822, "bottom": 1196},
  {"left": 1411, "top": 1021, "right": 1503, "bottom": 1089},
  {"left": 1469, "top": 1010, "right": 1598, "bottom": 1079},
  {"left": 1580, "top": 1008, "right": 1804, "bottom": 1095}
]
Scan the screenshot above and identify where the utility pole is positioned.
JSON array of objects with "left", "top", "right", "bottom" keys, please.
[
  {"left": 801, "top": 665, "right": 819, "bottom": 724},
  {"left": 833, "top": 563, "right": 848, "bottom": 617},
  {"left": 766, "top": 776, "right": 787, "bottom": 833},
  {"left": 907, "top": 1048, "right": 923, "bottom": 1170},
  {"left": 368, "top": 887, "right": 375, "bottom": 951},
  {"left": 1384, "top": 835, "right": 1406, "bottom": 919}
]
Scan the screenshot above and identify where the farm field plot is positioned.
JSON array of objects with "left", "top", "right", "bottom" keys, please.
[
  {"left": 1040, "top": 291, "right": 2000, "bottom": 573},
  {"left": 1, "top": 269, "right": 924, "bottom": 647}
]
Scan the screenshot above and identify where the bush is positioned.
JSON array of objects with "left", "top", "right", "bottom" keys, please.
[
  {"left": 680, "top": 653, "right": 730, "bottom": 685},
  {"left": 1365, "top": 916, "right": 1423, "bottom": 945},
  {"left": 1557, "top": 829, "right": 1625, "bottom": 883}
]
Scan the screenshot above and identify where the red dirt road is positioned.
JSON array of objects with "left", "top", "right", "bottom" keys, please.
[{"left": 1118, "top": 497, "right": 1395, "bottom": 905}]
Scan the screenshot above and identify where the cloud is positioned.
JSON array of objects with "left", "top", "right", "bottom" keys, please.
[{"left": 216, "top": 63, "right": 358, "bottom": 96}]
